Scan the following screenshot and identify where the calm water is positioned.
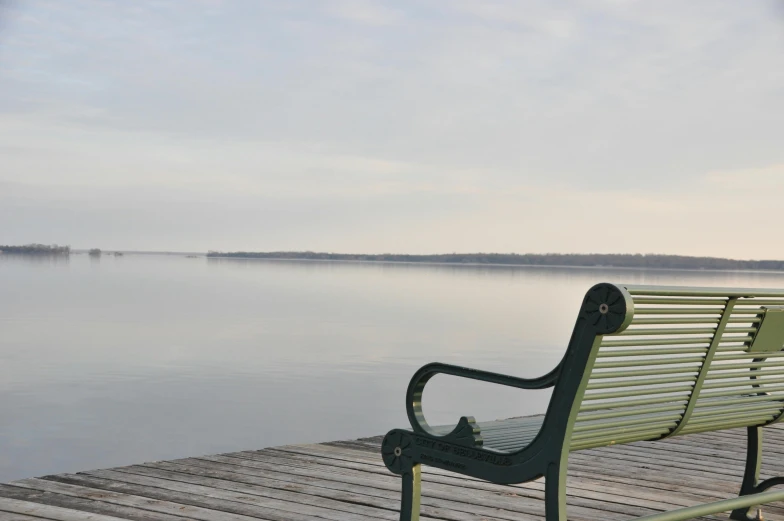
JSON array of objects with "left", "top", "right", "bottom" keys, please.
[{"left": 4, "top": 254, "right": 784, "bottom": 482}]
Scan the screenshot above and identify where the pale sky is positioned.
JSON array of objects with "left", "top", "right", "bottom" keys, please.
[{"left": 1, "top": 1, "right": 783, "bottom": 256}]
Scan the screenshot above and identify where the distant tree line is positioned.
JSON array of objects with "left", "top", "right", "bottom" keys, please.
[
  {"left": 0, "top": 243, "right": 70, "bottom": 255},
  {"left": 206, "top": 251, "right": 784, "bottom": 271}
]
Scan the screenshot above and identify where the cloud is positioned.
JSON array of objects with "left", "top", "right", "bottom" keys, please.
[
  {"left": 325, "top": 0, "right": 403, "bottom": 26},
  {"left": 0, "top": 0, "right": 783, "bottom": 254},
  {"left": 703, "top": 163, "right": 784, "bottom": 190}
]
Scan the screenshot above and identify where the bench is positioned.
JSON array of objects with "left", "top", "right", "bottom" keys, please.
[{"left": 382, "top": 283, "right": 784, "bottom": 521}]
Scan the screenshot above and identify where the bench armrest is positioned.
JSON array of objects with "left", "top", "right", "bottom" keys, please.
[{"left": 405, "top": 362, "right": 560, "bottom": 438}]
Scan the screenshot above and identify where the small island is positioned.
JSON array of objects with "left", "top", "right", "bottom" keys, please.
[
  {"left": 88, "top": 248, "right": 102, "bottom": 257},
  {"left": 206, "top": 251, "right": 784, "bottom": 271},
  {"left": 0, "top": 244, "right": 70, "bottom": 255}
]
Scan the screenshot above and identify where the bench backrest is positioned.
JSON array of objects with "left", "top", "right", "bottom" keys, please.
[{"left": 564, "top": 284, "right": 784, "bottom": 452}]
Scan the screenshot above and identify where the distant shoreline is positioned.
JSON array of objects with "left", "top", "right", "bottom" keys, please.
[
  {"left": 205, "top": 251, "right": 784, "bottom": 272},
  {"left": 6, "top": 246, "right": 784, "bottom": 273},
  {"left": 204, "top": 255, "right": 784, "bottom": 275}
]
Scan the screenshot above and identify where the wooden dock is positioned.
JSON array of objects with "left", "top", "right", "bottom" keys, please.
[{"left": 0, "top": 424, "right": 782, "bottom": 521}]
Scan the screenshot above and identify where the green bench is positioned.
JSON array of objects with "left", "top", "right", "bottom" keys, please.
[{"left": 382, "top": 283, "right": 784, "bottom": 521}]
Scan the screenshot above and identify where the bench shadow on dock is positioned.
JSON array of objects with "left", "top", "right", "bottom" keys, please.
[{"left": 0, "top": 423, "right": 782, "bottom": 521}]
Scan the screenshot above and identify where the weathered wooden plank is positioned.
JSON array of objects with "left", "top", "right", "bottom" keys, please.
[
  {"left": 68, "top": 469, "right": 396, "bottom": 521},
  {"left": 576, "top": 446, "right": 747, "bottom": 479},
  {"left": 269, "top": 441, "right": 738, "bottom": 495},
  {"left": 0, "top": 483, "right": 184, "bottom": 521},
  {"left": 608, "top": 436, "right": 784, "bottom": 463},
  {"left": 110, "top": 465, "right": 406, "bottom": 521},
  {"left": 642, "top": 432, "right": 783, "bottom": 456},
  {"left": 222, "top": 447, "right": 719, "bottom": 510},
  {"left": 7, "top": 479, "right": 261, "bottom": 521},
  {"left": 272, "top": 444, "right": 748, "bottom": 510},
  {"left": 112, "top": 463, "right": 514, "bottom": 521},
  {"left": 262, "top": 440, "right": 776, "bottom": 508},
  {"left": 0, "top": 497, "right": 130, "bottom": 521},
  {"left": 123, "top": 463, "right": 473, "bottom": 521},
  {"left": 652, "top": 436, "right": 784, "bottom": 461},
  {"left": 0, "top": 513, "right": 48, "bottom": 521},
  {"left": 4, "top": 422, "right": 783, "bottom": 521},
  {"left": 288, "top": 440, "right": 784, "bottom": 518},
  {"left": 150, "top": 456, "right": 634, "bottom": 521},
  {"left": 646, "top": 438, "right": 784, "bottom": 463},
  {"left": 36, "top": 474, "right": 296, "bottom": 521},
  {"left": 283, "top": 440, "right": 784, "bottom": 517},
  {"left": 203, "top": 451, "right": 717, "bottom": 521}
]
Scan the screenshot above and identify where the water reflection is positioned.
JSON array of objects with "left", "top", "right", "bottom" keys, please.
[
  {"left": 207, "top": 255, "right": 784, "bottom": 285},
  {"left": 0, "top": 253, "right": 70, "bottom": 267},
  {"left": 2, "top": 254, "right": 784, "bottom": 482}
]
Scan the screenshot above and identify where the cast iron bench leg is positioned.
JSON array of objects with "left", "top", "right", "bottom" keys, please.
[
  {"left": 731, "top": 426, "right": 784, "bottom": 521},
  {"left": 400, "top": 464, "right": 421, "bottom": 521},
  {"left": 545, "top": 457, "right": 568, "bottom": 521},
  {"left": 731, "top": 426, "right": 763, "bottom": 521}
]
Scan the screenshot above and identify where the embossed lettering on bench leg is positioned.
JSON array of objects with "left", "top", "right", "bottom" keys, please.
[
  {"left": 731, "top": 426, "right": 763, "bottom": 521},
  {"left": 400, "top": 464, "right": 421, "bottom": 521},
  {"left": 545, "top": 457, "right": 568, "bottom": 521}
]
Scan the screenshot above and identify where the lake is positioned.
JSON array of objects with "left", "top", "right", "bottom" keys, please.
[{"left": 3, "top": 253, "right": 784, "bottom": 482}]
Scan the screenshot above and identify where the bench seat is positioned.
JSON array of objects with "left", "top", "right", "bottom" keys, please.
[{"left": 433, "top": 415, "right": 545, "bottom": 453}]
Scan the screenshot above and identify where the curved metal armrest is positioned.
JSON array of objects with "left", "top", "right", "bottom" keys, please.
[{"left": 406, "top": 362, "right": 561, "bottom": 437}]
